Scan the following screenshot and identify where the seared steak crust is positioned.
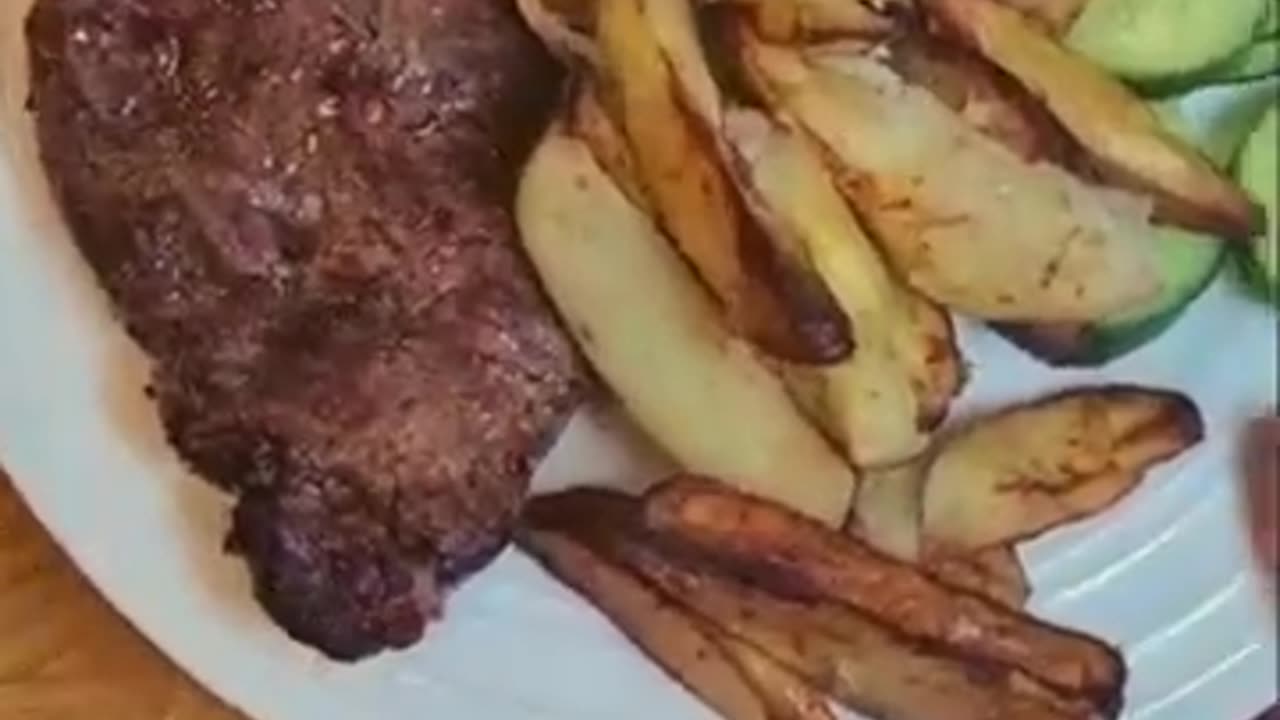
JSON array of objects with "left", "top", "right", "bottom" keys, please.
[{"left": 27, "top": 0, "right": 582, "bottom": 659}]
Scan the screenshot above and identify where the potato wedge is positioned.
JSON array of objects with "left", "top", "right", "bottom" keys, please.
[
  {"left": 723, "top": 108, "right": 963, "bottom": 467},
  {"left": 922, "top": 0, "right": 1264, "bottom": 239},
  {"left": 643, "top": 479, "right": 1126, "bottom": 706},
  {"left": 876, "top": 33, "right": 1081, "bottom": 167},
  {"left": 613, "top": 523, "right": 1107, "bottom": 720},
  {"left": 853, "top": 463, "right": 1031, "bottom": 605},
  {"left": 515, "top": 0, "right": 599, "bottom": 65},
  {"left": 519, "top": 502, "right": 773, "bottom": 720},
  {"left": 929, "top": 546, "right": 1032, "bottom": 608},
  {"left": 996, "top": 0, "right": 1092, "bottom": 35},
  {"left": 566, "top": 80, "right": 651, "bottom": 212},
  {"left": 517, "top": 128, "right": 857, "bottom": 523},
  {"left": 716, "top": 637, "right": 838, "bottom": 720},
  {"left": 736, "top": 34, "right": 1163, "bottom": 322},
  {"left": 526, "top": 489, "right": 836, "bottom": 720},
  {"left": 850, "top": 462, "right": 926, "bottom": 561},
  {"left": 711, "top": 0, "right": 896, "bottom": 42},
  {"left": 921, "top": 386, "right": 1204, "bottom": 553},
  {"left": 596, "top": 0, "right": 853, "bottom": 364}
]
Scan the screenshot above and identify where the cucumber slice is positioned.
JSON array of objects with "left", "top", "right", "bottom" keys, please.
[
  {"left": 997, "top": 229, "right": 1226, "bottom": 366},
  {"left": 1236, "top": 106, "right": 1279, "bottom": 304},
  {"left": 1207, "top": 37, "right": 1280, "bottom": 84},
  {"left": 998, "top": 80, "right": 1274, "bottom": 365},
  {"left": 1067, "top": 0, "right": 1267, "bottom": 80}
]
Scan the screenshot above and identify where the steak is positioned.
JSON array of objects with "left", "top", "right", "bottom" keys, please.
[{"left": 27, "top": 0, "right": 585, "bottom": 660}]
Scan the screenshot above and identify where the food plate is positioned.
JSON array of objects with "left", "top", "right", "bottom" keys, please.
[{"left": 0, "top": 2, "right": 1275, "bottom": 719}]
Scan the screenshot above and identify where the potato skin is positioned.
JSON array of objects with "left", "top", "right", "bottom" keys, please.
[
  {"left": 517, "top": 128, "right": 857, "bottom": 524},
  {"left": 643, "top": 479, "right": 1127, "bottom": 709},
  {"left": 921, "top": 385, "right": 1204, "bottom": 553}
]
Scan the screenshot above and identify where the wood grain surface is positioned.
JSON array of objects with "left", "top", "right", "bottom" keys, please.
[{"left": 0, "top": 471, "right": 244, "bottom": 720}]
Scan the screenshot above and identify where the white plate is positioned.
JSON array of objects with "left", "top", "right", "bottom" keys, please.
[{"left": 0, "top": 3, "right": 1275, "bottom": 719}]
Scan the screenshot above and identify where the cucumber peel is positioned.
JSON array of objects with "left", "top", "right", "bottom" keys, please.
[
  {"left": 1235, "top": 105, "right": 1279, "bottom": 305},
  {"left": 999, "top": 80, "right": 1274, "bottom": 365},
  {"left": 1068, "top": 0, "right": 1267, "bottom": 80}
]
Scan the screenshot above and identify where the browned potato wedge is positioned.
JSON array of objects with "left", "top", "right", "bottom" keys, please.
[
  {"left": 643, "top": 479, "right": 1126, "bottom": 707},
  {"left": 877, "top": 33, "right": 1081, "bottom": 166},
  {"left": 724, "top": 108, "right": 963, "bottom": 467},
  {"left": 996, "top": 0, "right": 1091, "bottom": 35},
  {"left": 921, "top": 386, "right": 1204, "bottom": 553},
  {"left": 929, "top": 546, "right": 1032, "bottom": 608},
  {"left": 613, "top": 521, "right": 1107, "bottom": 720},
  {"left": 850, "top": 462, "right": 926, "bottom": 561},
  {"left": 517, "top": 128, "right": 857, "bottom": 523},
  {"left": 526, "top": 489, "right": 836, "bottom": 720},
  {"left": 566, "top": 80, "right": 651, "bottom": 212},
  {"left": 736, "top": 33, "right": 1163, "bottom": 323},
  {"left": 597, "top": 0, "right": 853, "bottom": 364},
  {"left": 519, "top": 501, "right": 773, "bottom": 720},
  {"left": 716, "top": 637, "right": 838, "bottom": 720},
  {"left": 516, "top": 0, "right": 599, "bottom": 64},
  {"left": 922, "top": 0, "right": 1264, "bottom": 239},
  {"left": 853, "top": 464, "right": 1031, "bottom": 606},
  {"left": 712, "top": 0, "right": 896, "bottom": 42}
]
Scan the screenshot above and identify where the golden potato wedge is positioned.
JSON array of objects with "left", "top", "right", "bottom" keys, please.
[
  {"left": 614, "top": 524, "right": 1106, "bottom": 720},
  {"left": 929, "top": 546, "right": 1032, "bottom": 608},
  {"left": 921, "top": 386, "right": 1204, "bottom": 553},
  {"left": 853, "top": 463, "right": 1030, "bottom": 605},
  {"left": 877, "top": 33, "right": 1081, "bottom": 166},
  {"left": 723, "top": 108, "right": 963, "bottom": 467},
  {"left": 711, "top": 0, "right": 897, "bottom": 42},
  {"left": 737, "top": 34, "right": 1163, "bottom": 323},
  {"left": 566, "top": 80, "right": 651, "bottom": 212},
  {"left": 515, "top": 0, "right": 599, "bottom": 65},
  {"left": 921, "top": 0, "right": 1263, "bottom": 239},
  {"left": 526, "top": 488, "right": 836, "bottom": 720},
  {"left": 517, "top": 128, "right": 857, "bottom": 523},
  {"left": 996, "top": 0, "right": 1091, "bottom": 35},
  {"left": 850, "top": 461, "right": 926, "bottom": 561},
  {"left": 716, "top": 637, "right": 838, "bottom": 720},
  {"left": 519, "top": 502, "right": 773, "bottom": 720},
  {"left": 643, "top": 479, "right": 1126, "bottom": 706},
  {"left": 596, "top": 0, "right": 853, "bottom": 364}
]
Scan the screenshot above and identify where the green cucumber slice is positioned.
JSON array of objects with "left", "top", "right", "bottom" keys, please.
[
  {"left": 1206, "top": 37, "right": 1280, "bottom": 84},
  {"left": 998, "top": 80, "right": 1274, "bottom": 365},
  {"left": 1236, "top": 105, "right": 1279, "bottom": 304},
  {"left": 1067, "top": 0, "right": 1267, "bottom": 80}
]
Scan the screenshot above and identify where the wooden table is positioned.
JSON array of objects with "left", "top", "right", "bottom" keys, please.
[{"left": 0, "top": 471, "right": 243, "bottom": 720}]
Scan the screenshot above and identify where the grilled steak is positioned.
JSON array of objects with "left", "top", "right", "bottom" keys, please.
[{"left": 27, "top": 0, "right": 584, "bottom": 660}]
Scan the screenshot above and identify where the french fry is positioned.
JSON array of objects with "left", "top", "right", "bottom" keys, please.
[
  {"left": 735, "top": 32, "right": 1164, "bottom": 323},
  {"left": 643, "top": 479, "right": 1126, "bottom": 708},
  {"left": 516, "top": 127, "right": 857, "bottom": 523},
  {"left": 921, "top": 386, "right": 1204, "bottom": 553},
  {"left": 723, "top": 107, "right": 963, "bottom": 467},
  {"left": 596, "top": 0, "right": 854, "bottom": 364},
  {"left": 922, "top": 0, "right": 1263, "bottom": 239}
]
